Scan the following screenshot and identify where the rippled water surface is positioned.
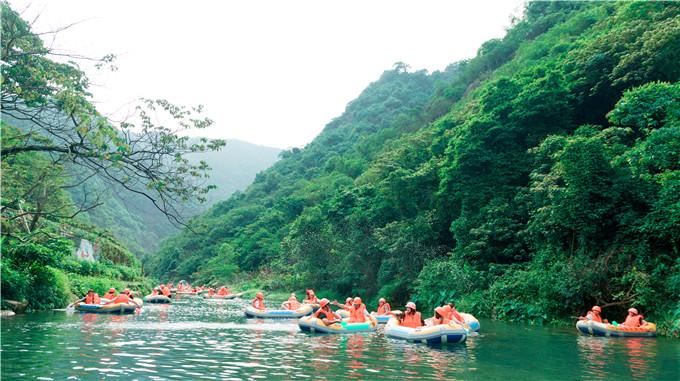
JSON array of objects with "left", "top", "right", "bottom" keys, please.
[{"left": 1, "top": 296, "right": 678, "bottom": 380}]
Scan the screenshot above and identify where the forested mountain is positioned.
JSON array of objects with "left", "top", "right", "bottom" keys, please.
[{"left": 149, "top": 2, "right": 678, "bottom": 335}]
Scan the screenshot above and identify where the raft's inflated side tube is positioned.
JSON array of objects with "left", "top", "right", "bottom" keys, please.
[
  {"left": 143, "top": 295, "right": 171, "bottom": 304},
  {"left": 576, "top": 320, "right": 657, "bottom": 337},
  {"left": 75, "top": 302, "right": 138, "bottom": 314},
  {"left": 244, "top": 304, "right": 313, "bottom": 318},
  {"left": 298, "top": 316, "right": 378, "bottom": 334},
  {"left": 461, "top": 313, "right": 480, "bottom": 332},
  {"left": 203, "top": 292, "right": 243, "bottom": 300},
  {"left": 384, "top": 319, "right": 468, "bottom": 344},
  {"left": 175, "top": 291, "right": 198, "bottom": 296},
  {"left": 370, "top": 313, "right": 392, "bottom": 324}
]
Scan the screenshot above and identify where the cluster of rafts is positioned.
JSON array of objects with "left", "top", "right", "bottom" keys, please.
[
  {"left": 244, "top": 304, "right": 481, "bottom": 345},
  {"left": 72, "top": 289, "right": 242, "bottom": 313}
]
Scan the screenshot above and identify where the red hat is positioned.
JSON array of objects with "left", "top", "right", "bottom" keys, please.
[
  {"left": 628, "top": 308, "right": 638, "bottom": 315},
  {"left": 256, "top": 292, "right": 264, "bottom": 299},
  {"left": 592, "top": 306, "right": 602, "bottom": 313},
  {"left": 108, "top": 288, "right": 116, "bottom": 293},
  {"left": 319, "top": 298, "right": 330, "bottom": 307},
  {"left": 406, "top": 302, "right": 416, "bottom": 310},
  {"left": 353, "top": 297, "right": 362, "bottom": 304}
]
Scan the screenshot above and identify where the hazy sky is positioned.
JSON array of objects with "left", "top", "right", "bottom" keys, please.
[{"left": 10, "top": 0, "right": 525, "bottom": 148}]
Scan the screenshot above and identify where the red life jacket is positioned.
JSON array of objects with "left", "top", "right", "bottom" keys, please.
[
  {"left": 402, "top": 311, "right": 423, "bottom": 328},
  {"left": 104, "top": 292, "right": 116, "bottom": 300},
  {"left": 587, "top": 311, "right": 603, "bottom": 323}
]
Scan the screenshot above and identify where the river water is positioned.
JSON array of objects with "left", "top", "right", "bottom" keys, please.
[{"left": 1, "top": 296, "right": 678, "bottom": 380}]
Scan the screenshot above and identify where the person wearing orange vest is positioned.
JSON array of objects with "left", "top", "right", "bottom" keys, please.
[
  {"left": 446, "top": 302, "right": 465, "bottom": 325},
  {"left": 401, "top": 302, "right": 424, "bottom": 328},
  {"left": 578, "top": 305, "right": 608, "bottom": 323},
  {"left": 304, "top": 289, "right": 319, "bottom": 304},
  {"left": 376, "top": 298, "right": 391, "bottom": 315},
  {"left": 621, "top": 308, "right": 646, "bottom": 327},
  {"left": 314, "top": 299, "right": 340, "bottom": 325},
  {"left": 344, "top": 297, "right": 353, "bottom": 307},
  {"left": 282, "top": 293, "right": 302, "bottom": 310},
  {"left": 103, "top": 288, "right": 117, "bottom": 300},
  {"left": 106, "top": 289, "right": 140, "bottom": 308},
  {"left": 207, "top": 288, "right": 216, "bottom": 297},
  {"left": 252, "top": 292, "right": 266, "bottom": 310},
  {"left": 77, "top": 289, "right": 102, "bottom": 305},
  {"left": 160, "top": 285, "right": 171, "bottom": 297},
  {"left": 217, "top": 286, "right": 230, "bottom": 296},
  {"left": 332, "top": 297, "right": 367, "bottom": 323},
  {"left": 431, "top": 306, "right": 451, "bottom": 325}
]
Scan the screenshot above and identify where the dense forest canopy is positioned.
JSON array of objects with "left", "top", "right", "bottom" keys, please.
[{"left": 148, "top": 1, "right": 679, "bottom": 335}]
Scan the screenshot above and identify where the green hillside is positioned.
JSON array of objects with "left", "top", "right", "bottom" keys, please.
[{"left": 154, "top": 2, "right": 678, "bottom": 335}]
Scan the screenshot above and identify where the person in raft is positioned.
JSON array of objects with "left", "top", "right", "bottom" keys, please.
[
  {"left": 400, "top": 302, "right": 424, "bottom": 328},
  {"left": 376, "top": 298, "right": 391, "bottom": 315},
  {"left": 217, "top": 286, "right": 230, "bottom": 296},
  {"left": 76, "top": 289, "right": 102, "bottom": 305},
  {"left": 446, "top": 302, "right": 466, "bottom": 325},
  {"left": 430, "top": 306, "right": 451, "bottom": 325},
  {"left": 304, "top": 289, "right": 319, "bottom": 304},
  {"left": 344, "top": 297, "right": 353, "bottom": 307},
  {"left": 332, "top": 297, "right": 367, "bottom": 323},
  {"left": 252, "top": 292, "right": 266, "bottom": 310},
  {"left": 621, "top": 308, "right": 646, "bottom": 328},
  {"left": 106, "top": 289, "right": 140, "bottom": 308},
  {"left": 314, "top": 298, "right": 341, "bottom": 325},
  {"left": 103, "top": 288, "right": 117, "bottom": 300},
  {"left": 282, "top": 293, "right": 302, "bottom": 310},
  {"left": 160, "top": 285, "right": 171, "bottom": 297},
  {"left": 578, "top": 305, "right": 608, "bottom": 323}
]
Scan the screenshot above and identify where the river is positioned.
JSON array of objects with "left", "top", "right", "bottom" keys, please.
[{"left": 1, "top": 296, "right": 678, "bottom": 380}]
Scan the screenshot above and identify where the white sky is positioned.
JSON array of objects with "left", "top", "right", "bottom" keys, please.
[{"left": 9, "top": 0, "right": 525, "bottom": 148}]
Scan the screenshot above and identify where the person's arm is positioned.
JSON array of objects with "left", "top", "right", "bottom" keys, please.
[{"left": 332, "top": 301, "right": 350, "bottom": 310}]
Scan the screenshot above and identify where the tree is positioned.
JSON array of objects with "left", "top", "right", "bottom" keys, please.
[{"left": 1, "top": 2, "right": 225, "bottom": 229}]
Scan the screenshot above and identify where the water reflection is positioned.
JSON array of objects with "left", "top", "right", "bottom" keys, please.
[{"left": 1, "top": 302, "right": 678, "bottom": 380}]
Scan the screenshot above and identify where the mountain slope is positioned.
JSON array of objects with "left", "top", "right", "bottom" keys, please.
[{"left": 148, "top": 2, "right": 680, "bottom": 335}]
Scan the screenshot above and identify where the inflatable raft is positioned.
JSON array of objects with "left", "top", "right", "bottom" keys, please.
[
  {"left": 370, "top": 313, "right": 392, "bottom": 324},
  {"left": 461, "top": 313, "right": 480, "bottom": 332},
  {"left": 384, "top": 319, "right": 468, "bottom": 344},
  {"left": 203, "top": 292, "right": 243, "bottom": 300},
  {"left": 75, "top": 302, "right": 139, "bottom": 314},
  {"left": 576, "top": 320, "right": 657, "bottom": 337},
  {"left": 143, "top": 295, "right": 171, "bottom": 304},
  {"left": 244, "top": 304, "right": 313, "bottom": 318},
  {"left": 298, "top": 316, "right": 378, "bottom": 334}
]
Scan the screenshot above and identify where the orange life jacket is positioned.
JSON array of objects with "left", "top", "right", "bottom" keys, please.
[
  {"left": 450, "top": 309, "right": 464, "bottom": 323},
  {"left": 623, "top": 314, "right": 643, "bottom": 327},
  {"left": 314, "top": 307, "right": 336, "bottom": 320},
  {"left": 218, "top": 287, "right": 228, "bottom": 296},
  {"left": 103, "top": 292, "right": 116, "bottom": 300},
  {"left": 161, "top": 287, "right": 171, "bottom": 297},
  {"left": 587, "top": 311, "right": 603, "bottom": 323},
  {"left": 432, "top": 315, "right": 451, "bottom": 325},
  {"left": 110, "top": 294, "right": 131, "bottom": 304},
  {"left": 85, "top": 293, "right": 101, "bottom": 304},
  {"left": 252, "top": 298, "right": 265, "bottom": 310},
  {"left": 377, "top": 303, "right": 391, "bottom": 315},
  {"left": 402, "top": 311, "right": 423, "bottom": 328},
  {"left": 348, "top": 304, "right": 367, "bottom": 323}
]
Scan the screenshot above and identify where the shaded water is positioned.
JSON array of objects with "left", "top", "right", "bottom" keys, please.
[{"left": 1, "top": 296, "right": 678, "bottom": 380}]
